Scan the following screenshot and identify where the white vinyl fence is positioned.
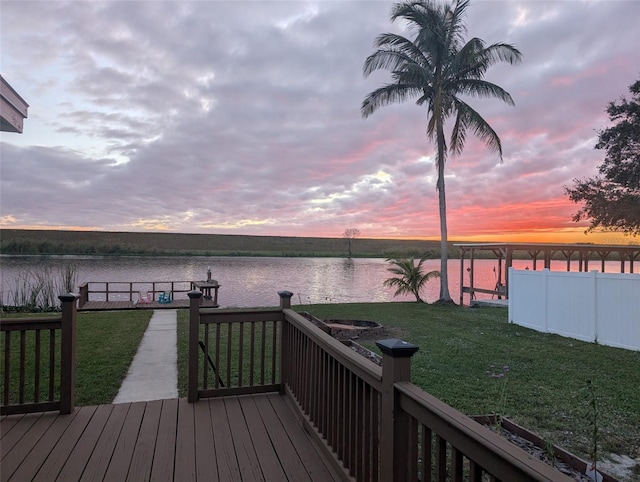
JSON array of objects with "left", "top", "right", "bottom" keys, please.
[{"left": 508, "top": 268, "right": 640, "bottom": 351}]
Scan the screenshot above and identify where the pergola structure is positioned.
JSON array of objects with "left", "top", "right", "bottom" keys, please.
[
  {"left": 455, "top": 242, "right": 640, "bottom": 306},
  {"left": 0, "top": 75, "right": 29, "bottom": 133}
]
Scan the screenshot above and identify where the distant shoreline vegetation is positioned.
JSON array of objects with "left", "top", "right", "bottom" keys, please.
[
  {"left": 1, "top": 229, "right": 634, "bottom": 261},
  {"left": 1, "top": 229, "right": 463, "bottom": 259}
]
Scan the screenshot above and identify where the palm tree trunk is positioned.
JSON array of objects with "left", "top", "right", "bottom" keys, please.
[{"left": 436, "top": 122, "right": 453, "bottom": 302}]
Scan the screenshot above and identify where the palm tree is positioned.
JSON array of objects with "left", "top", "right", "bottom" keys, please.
[
  {"left": 362, "top": 0, "right": 521, "bottom": 303},
  {"left": 383, "top": 255, "right": 440, "bottom": 302}
]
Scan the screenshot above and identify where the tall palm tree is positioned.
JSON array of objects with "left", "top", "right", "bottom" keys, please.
[
  {"left": 362, "top": 0, "right": 521, "bottom": 303},
  {"left": 383, "top": 255, "right": 440, "bottom": 302}
]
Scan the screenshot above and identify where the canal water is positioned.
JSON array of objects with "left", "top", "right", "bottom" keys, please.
[{"left": 0, "top": 255, "right": 622, "bottom": 308}]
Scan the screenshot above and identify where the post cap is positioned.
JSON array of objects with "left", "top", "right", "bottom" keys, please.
[
  {"left": 188, "top": 290, "right": 203, "bottom": 299},
  {"left": 59, "top": 293, "right": 79, "bottom": 302},
  {"left": 375, "top": 338, "right": 419, "bottom": 358},
  {"left": 278, "top": 291, "right": 294, "bottom": 299}
]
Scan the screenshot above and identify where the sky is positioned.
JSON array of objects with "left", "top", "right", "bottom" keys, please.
[{"left": 1, "top": 0, "right": 639, "bottom": 244}]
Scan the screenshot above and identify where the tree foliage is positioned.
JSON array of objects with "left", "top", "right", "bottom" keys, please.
[
  {"left": 362, "top": 0, "right": 521, "bottom": 302},
  {"left": 566, "top": 78, "right": 640, "bottom": 236},
  {"left": 383, "top": 255, "right": 440, "bottom": 302}
]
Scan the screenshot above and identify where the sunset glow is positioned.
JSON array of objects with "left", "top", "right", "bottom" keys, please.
[{"left": 1, "top": 1, "right": 638, "bottom": 245}]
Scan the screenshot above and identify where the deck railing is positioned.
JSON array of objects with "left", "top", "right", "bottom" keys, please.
[
  {"left": 78, "top": 280, "right": 194, "bottom": 307},
  {"left": 1, "top": 294, "right": 77, "bottom": 415},
  {"left": 281, "top": 294, "right": 383, "bottom": 481},
  {"left": 187, "top": 291, "right": 283, "bottom": 401},
  {"left": 188, "top": 291, "right": 571, "bottom": 481}
]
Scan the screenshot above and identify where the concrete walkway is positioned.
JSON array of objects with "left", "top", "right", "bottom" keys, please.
[{"left": 113, "top": 309, "right": 178, "bottom": 403}]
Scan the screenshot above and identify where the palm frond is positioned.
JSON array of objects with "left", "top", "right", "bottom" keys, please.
[
  {"left": 361, "top": 83, "right": 423, "bottom": 118},
  {"left": 373, "top": 33, "right": 428, "bottom": 64},
  {"left": 452, "top": 99, "right": 503, "bottom": 158},
  {"left": 363, "top": 48, "right": 417, "bottom": 78},
  {"left": 444, "top": 0, "right": 470, "bottom": 52},
  {"left": 450, "top": 111, "right": 469, "bottom": 157},
  {"left": 457, "top": 79, "right": 515, "bottom": 105},
  {"left": 482, "top": 42, "right": 522, "bottom": 66}
]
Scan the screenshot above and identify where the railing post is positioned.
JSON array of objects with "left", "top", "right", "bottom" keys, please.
[
  {"left": 59, "top": 293, "right": 78, "bottom": 414},
  {"left": 188, "top": 290, "right": 203, "bottom": 402},
  {"left": 278, "top": 291, "right": 293, "bottom": 393},
  {"left": 376, "top": 338, "right": 419, "bottom": 482},
  {"left": 278, "top": 290, "right": 293, "bottom": 309},
  {"left": 78, "top": 283, "right": 89, "bottom": 308}
]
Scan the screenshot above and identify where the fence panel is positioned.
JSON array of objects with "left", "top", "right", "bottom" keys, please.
[
  {"left": 509, "top": 268, "right": 640, "bottom": 350},
  {"left": 507, "top": 270, "right": 546, "bottom": 331},
  {"left": 546, "top": 271, "right": 595, "bottom": 342},
  {"left": 596, "top": 274, "right": 640, "bottom": 350}
]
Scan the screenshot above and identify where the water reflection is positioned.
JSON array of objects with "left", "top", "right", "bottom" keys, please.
[{"left": 2, "top": 255, "right": 621, "bottom": 308}]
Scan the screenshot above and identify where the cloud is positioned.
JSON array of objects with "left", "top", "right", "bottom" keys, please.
[{"left": 1, "top": 0, "right": 639, "bottom": 242}]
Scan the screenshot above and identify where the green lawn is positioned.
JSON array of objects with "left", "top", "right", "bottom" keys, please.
[
  {"left": 74, "top": 310, "right": 151, "bottom": 405},
  {"left": 303, "top": 303, "right": 640, "bottom": 463}
]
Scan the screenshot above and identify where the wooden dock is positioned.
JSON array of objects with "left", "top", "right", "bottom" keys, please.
[{"left": 0, "top": 393, "right": 345, "bottom": 482}]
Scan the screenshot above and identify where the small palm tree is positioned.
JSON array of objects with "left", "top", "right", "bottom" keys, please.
[{"left": 383, "top": 255, "right": 440, "bottom": 302}]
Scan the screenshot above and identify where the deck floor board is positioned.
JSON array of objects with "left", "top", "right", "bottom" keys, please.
[
  {"left": 79, "top": 402, "right": 130, "bottom": 482},
  {"left": 33, "top": 405, "right": 98, "bottom": 482},
  {"left": 193, "top": 397, "right": 218, "bottom": 481},
  {"left": 225, "top": 396, "right": 265, "bottom": 482},
  {"left": 149, "top": 399, "right": 178, "bottom": 482},
  {"left": 56, "top": 404, "right": 113, "bottom": 482},
  {"left": 238, "top": 394, "right": 288, "bottom": 481},
  {"left": 2, "top": 394, "right": 344, "bottom": 482}
]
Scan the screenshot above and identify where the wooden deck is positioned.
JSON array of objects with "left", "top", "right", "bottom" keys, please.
[
  {"left": 79, "top": 298, "right": 219, "bottom": 311},
  {"left": 1, "top": 394, "right": 345, "bottom": 482}
]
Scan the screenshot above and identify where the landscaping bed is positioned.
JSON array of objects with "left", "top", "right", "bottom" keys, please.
[{"left": 472, "top": 415, "right": 616, "bottom": 482}]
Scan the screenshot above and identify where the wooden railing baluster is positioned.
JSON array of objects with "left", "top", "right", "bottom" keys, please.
[
  {"left": 203, "top": 324, "right": 209, "bottom": 389},
  {"left": 3, "top": 332, "right": 10, "bottom": 406},
  {"left": 19, "top": 330, "right": 26, "bottom": 404},
  {"left": 226, "top": 322, "right": 232, "bottom": 388},
  {"left": 408, "top": 417, "right": 418, "bottom": 482},
  {"left": 34, "top": 330, "right": 41, "bottom": 402},
  {"left": 422, "top": 424, "right": 433, "bottom": 482},
  {"left": 271, "top": 320, "right": 277, "bottom": 384},
  {"left": 49, "top": 328, "right": 55, "bottom": 401},
  {"left": 260, "top": 320, "right": 266, "bottom": 385},
  {"left": 249, "top": 322, "right": 255, "bottom": 386},
  {"left": 215, "top": 322, "right": 221, "bottom": 389},
  {"left": 238, "top": 321, "right": 244, "bottom": 386}
]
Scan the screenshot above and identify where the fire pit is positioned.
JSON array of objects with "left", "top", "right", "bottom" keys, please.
[
  {"left": 299, "top": 312, "right": 384, "bottom": 365},
  {"left": 299, "top": 312, "right": 383, "bottom": 340},
  {"left": 323, "top": 319, "right": 383, "bottom": 340}
]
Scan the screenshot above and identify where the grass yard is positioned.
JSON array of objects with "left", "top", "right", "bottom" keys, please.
[
  {"left": 74, "top": 310, "right": 151, "bottom": 405},
  {"left": 1, "top": 310, "right": 151, "bottom": 406},
  {"left": 304, "top": 303, "right": 640, "bottom": 465}
]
